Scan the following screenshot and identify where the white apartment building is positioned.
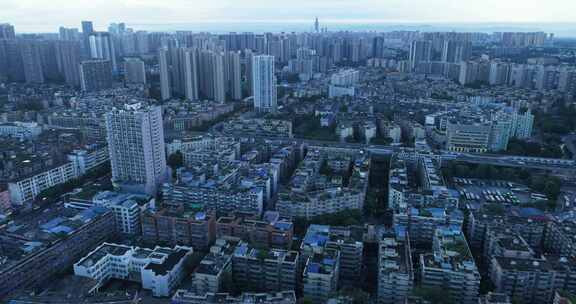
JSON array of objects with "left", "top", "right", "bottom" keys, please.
[
  {"left": 0, "top": 122, "right": 42, "bottom": 140},
  {"left": 92, "top": 191, "right": 154, "bottom": 235},
  {"left": 9, "top": 146, "right": 109, "bottom": 204},
  {"left": 277, "top": 188, "right": 365, "bottom": 219},
  {"left": 74, "top": 242, "right": 193, "bottom": 297}
]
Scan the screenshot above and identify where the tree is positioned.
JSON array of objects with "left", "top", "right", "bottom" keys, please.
[
  {"left": 371, "top": 137, "right": 393, "bottom": 146},
  {"left": 15, "top": 99, "right": 44, "bottom": 111},
  {"left": 337, "top": 288, "right": 370, "bottom": 304},
  {"left": 412, "top": 287, "right": 452, "bottom": 304},
  {"left": 293, "top": 209, "right": 363, "bottom": 237},
  {"left": 167, "top": 151, "right": 184, "bottom": 170},
  {"left": 319, "top": 160, "right": 335, "bottom": 176},
  {"left": 283, "top": 73, "right": 300, "bottom": 83},
  {"left": 364, "top": 189, "right": 386, "bottom": 218},
  {"left": 345, "top": 135, "right": 359, "bottom": 143},
  {"left": 544, "top": 177, "right": 562, "bottom": 201}
]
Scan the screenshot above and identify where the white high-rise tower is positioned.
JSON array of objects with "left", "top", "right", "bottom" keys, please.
[
  {"left": 105, "top": 104, "right": 167, "bottom": 195},
  {"left": 252, "top": 55, "right": 277, "bottom": 113}
]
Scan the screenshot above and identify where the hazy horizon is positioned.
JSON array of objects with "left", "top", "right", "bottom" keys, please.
[
  {"left": 7, "top": 21, "right": 576, "bottom": 38},
  {"left": 4, "top": 0, "right": 576, "bottom": 36}
]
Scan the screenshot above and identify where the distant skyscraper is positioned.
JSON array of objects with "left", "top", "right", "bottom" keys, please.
[
  {"left": 489, "top": 62, "right": 510, "bottom": 86},
  {"left": 252, "top": 55, "right": 277, "bottom": 113},
  {"left": 558, "top": 67, "right": 576, "bottom": 94},
  {"left": 0, "top": 41, "right": 7, "bottom": 81},
  {"left": 158, "top": 46, "right": 201, "bottom": 101},
  {"left": 169, "top": 47, "right": 186, "bottom": 98},
  {"left": 534, "top": 65, "right": 559, "bottom": 90},
  {"left": 81, "top": 21, "right": 94, "bottom": 58},
  {"left": 314, "top": 18, "right": 320, "bottom": 33},
  {"left": 0, "top": 40, "right": 24, "bottom": 82},
  {"left": 268, "top": 40, "right": 281, "bottom": 60},
  {"left": 81, "top": 21, "right": 94, "bottom": 35},
  {"left": 89, "top": 32, "right": 117, "bottom": 72},
  {"left": 158, "top": 47, "right": 171, "bottom": 100},
  {"left": 105, "top": 104, "right": 167, "bottom": 195},
  {"left": 0, "top": 23, "right": 16, "bottom": 39},
  {"left": 38, "top": 41, "right": 60, "bottom": 81},
  {"left": 135, "top": 31, "right": 150, "bottom": 55},
  {"left": 212, "top": 52, "right": 226, "bottom": 103},
  {"left": 55, "top": 40, "right": 82, "bottom": 87},
  {"left": 372, "top": 36, "right": 385, "bottom": 58},
  {"left": 20, "top": 41, "right": 45, "bottom": 84},
  {"left": 255, "top": 35, "right": 267, "bottom": 54},
  {"left": 80, "top": 60, "right": 113, "bottom": 91},
  {"left": 59, "top": 27, "right": 79, "bottom": 41},
  {"left": 244, "top": 50, "right": 255, "bottom": 96},
  {"left": 198, "top": 50, "right": 226, "bottom": 103},
  {"left": 279, "top": 37, "right": 294, "bottom": 64},
  {"left": 441, "top": 40, "right": 472, "bottom": 63},
  {"left": 183, "top": 48, "right": 199, "bottom": 101},
  {"left": 226, "top": 51, "right": 242, "bottom": 101},
  {"left": 120, "top": 32, "right": 137, "bottom": 56},
  {"left": 124, "top": 57, "right": 146, "bottom": 84},
  {"left": 409, "top": 40, "right": 432, "bottom": 71},
  {"left": 108, "top": 22, "right": 126, "bottom": 35},
  {"left": 458, "top": 61, "right": 481, "bottom": 85}
]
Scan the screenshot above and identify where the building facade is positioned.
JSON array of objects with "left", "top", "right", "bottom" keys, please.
[{"left": 105, "top": 104, "right": 167, "bottom": 195}]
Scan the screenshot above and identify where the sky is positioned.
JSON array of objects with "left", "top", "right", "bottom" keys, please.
[{"left": 4, "top": 0, "right": 576, "bottom": 33}]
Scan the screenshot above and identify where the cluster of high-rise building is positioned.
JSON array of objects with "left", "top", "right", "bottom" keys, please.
[
  {"left": 158, "top": 47, "right": 242, "bottom": 103},
  {"left": 456, "top": 60, "right": 576, "bottom": 92},
  {"left": 0, "top": 22, "right": 119, "bottom": 90},
  {"left": 404, "top": 52, "right": 576, "bottom": 96}
]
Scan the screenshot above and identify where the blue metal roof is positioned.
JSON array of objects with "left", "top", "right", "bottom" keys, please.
[
  {"left": 308, "top": 263, "right": 320, "bottom": 273},
  {"left": 40, "top": 217, "right": 65, "bottom": 230}
]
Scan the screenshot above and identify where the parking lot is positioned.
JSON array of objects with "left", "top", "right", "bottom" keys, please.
[
  {"left": 453, "top": 177, "right": 546, "bottom": 205},
  {"left": 101, "top": 279, "right": 171, "bottom": 304}
]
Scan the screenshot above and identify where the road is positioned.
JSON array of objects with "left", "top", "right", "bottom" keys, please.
[
  {"left": 203, "top": 127, "right": 576, "bottom": 173},
  {"left": 563, "top": 134, "right": 576, "bottom": 160}
]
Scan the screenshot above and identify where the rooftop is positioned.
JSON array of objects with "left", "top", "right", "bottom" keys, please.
[
  {"left": 305, "top": 249, "right": 339, "bottom": 276},
  {"left": 144, "top": 247, "right": 189, "bottom": 276}
]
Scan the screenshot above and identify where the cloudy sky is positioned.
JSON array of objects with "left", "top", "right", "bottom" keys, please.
[{"left": 4, "top": 0, "right": 576, "bottom": 32}]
